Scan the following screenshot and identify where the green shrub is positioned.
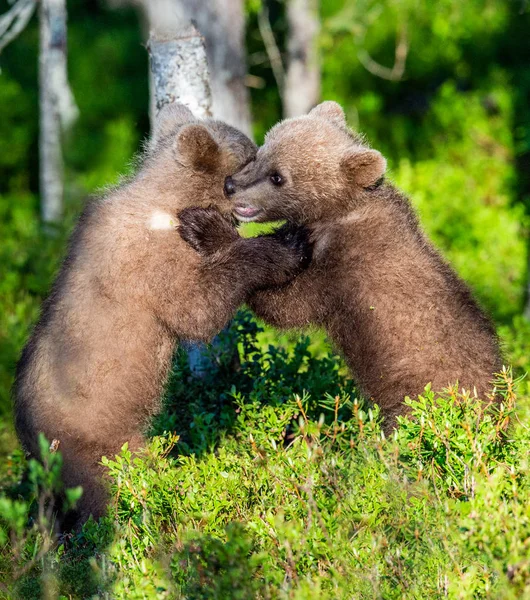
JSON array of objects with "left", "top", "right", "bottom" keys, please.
[{"left": 2, "top": 314, "right": 529, "bottom": 599}]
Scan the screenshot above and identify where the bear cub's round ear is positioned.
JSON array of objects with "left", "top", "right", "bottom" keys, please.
[
  {"left": 152, "top": 103, "right": 195, "bottom": 145},
  {"left": 308, "top": 101, "right": 346, "bottom": 127},
  {"left": 175, "top": 124, "right": 220, "bottom": 172},
  {"left": 341, "top": 149, "right": 387, "bottom": 187}
]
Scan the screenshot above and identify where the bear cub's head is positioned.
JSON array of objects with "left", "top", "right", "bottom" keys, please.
[
  {"left": 149, "top": 103, "right": 257, "bottom": 215},
  {"left": 226, "top": 101, "right": 386, "bottom": 224}
]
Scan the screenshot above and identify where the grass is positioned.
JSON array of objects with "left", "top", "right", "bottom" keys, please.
[{"left": 1, "top": 311, "right": 530, "bottom": 599}]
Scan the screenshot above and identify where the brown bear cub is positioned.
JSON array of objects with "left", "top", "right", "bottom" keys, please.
[
  {"left": 14, "top": 103, "right": 311, "bottom": 525},
  {"left": 182, "top": 101, "right": 502, "bottom": 429}
]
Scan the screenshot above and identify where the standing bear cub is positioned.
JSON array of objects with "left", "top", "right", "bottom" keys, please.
[
  {"left": 14, "top": 104, "right": 311, "bottom": 525},
  {"left": 181, "top": 101, "right": 502, "bottom": 428}
]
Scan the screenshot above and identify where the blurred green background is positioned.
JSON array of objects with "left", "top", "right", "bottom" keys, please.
[{"left": 1, "top": 0, "right": 530, "bottom": 436}]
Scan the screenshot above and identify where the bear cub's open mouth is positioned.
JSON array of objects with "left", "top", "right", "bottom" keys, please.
[{"left": 233, "top": 204, "right": 263, "bottom": 222}]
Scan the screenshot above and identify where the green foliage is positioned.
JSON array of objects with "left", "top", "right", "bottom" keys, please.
[
  {"left": 1, "top": 318, "right": 530, "bottom": 598},
  {"left": 0, "top": 0, "right": 147, "bottom": 422},
  {"left": 395, "top": 81, "right": 527, "bottom": 320},
  {"left": 0, "top": 77, "right": 33, "bottom": 191},
  {"left": 395, "top": 373, "right": 516, "bottom": 498},
  {"left": 0, "top": 434, "right": 82, "bottom": 597},
  {"left": 98, "top": 363, "right": 530, "bottom": 599},
  {"left": 151, "top": 311, "right": 357, "bottom": 453},
  {"left": 319, "top": 0, "right": 517, "bottom": 160}
]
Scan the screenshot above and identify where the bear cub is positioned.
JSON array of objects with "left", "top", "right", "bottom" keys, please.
[
  {"left": 181, "top": 101, "right": 502, "bottom": 428},
  {"left": 14, "top": 104, "right": 311, "bottom": 525}
]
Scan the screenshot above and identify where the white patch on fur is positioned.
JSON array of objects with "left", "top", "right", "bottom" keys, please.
[{"left": 148, "top": 210, "right": 177, "bottom": 231}]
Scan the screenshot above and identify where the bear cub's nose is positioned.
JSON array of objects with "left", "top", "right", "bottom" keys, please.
[{"left": 224, "top": 176, "right": 236, "bottom": 196}]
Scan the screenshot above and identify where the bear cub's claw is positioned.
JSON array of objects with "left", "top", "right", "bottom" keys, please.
[
  {"left": 269, "top": 222, "right": 313, "bottom": 269},
  {"left": 178, "top": 207, "right": 239, "bottom": 255}
]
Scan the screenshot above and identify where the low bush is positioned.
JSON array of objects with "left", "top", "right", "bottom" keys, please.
[{"left": 1, "top": 313, "right": 529, "bottom": 599}]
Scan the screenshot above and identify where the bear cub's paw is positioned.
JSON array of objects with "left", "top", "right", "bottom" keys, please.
[
  {"left": 268, "top": 222, "right": 313, "bottom": 269},
  {"left": 178, "top": 207, "right": 239, "bottom": 255}
]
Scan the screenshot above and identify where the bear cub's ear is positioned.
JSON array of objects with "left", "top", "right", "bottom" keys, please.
[
  {"left": 308, "top": 101, "right": 346, "bottom": 128},
  {"left": 152, "top": 103, "right": 195, "bottom": 145},
  {"left": 175, "top": 124, "right": 220, "bottom": 172},
  {"left": 341, "top": 149, "right": 387, "bottom": 187}
]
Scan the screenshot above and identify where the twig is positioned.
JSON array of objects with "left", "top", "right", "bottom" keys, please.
[
  {"left": 0, "top": 0, "right": 36, "bottom": 54},
  {"left": 358, "top": 21, "right": 408, "bottom": 82}
]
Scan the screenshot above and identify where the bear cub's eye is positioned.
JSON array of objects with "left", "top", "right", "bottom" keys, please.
[{"left": 270, "top": 172, "right": 284, "bottom": 186}]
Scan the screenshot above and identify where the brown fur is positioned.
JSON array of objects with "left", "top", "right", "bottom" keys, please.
[
  {"left": 14, "top": 104, "right": 310, "bottom": 525},
  {"left": 186, "top": 101, "right": 502, "bottom": 428}
]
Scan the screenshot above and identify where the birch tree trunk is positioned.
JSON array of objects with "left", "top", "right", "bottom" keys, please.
[
  {"left": 112, "top": 0, "right": 251, "bottom": 134},
  {"left": 39, "top": 0, "right": 78, "bottom": 224},
  {"left": 190, "top": 0, "right": 252, "bottom": 135},
  {"left": 148, "top": 25, "right": 212, "bottom": 118},
  {"left": 283, "top": 0, "right": 320, "bottom": 118}
]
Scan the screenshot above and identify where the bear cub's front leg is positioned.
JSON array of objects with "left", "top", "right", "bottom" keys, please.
[{"left": 179, "top": 207, "right": 312, "bottom": 289}]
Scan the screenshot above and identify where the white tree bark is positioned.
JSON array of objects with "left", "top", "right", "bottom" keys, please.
[
  {"left": 110, "top": 0, "right": 252, "bottom": 135},
  {"left": 148, "top": 25, "right": 212, "bottom": 119},
  {"left": 0, "top": 0, "right": 37, "bottom": 54},
  {"left": 283, "top": 0, "right": 320, "bottom": 118},
  {"left": 39, "top": 0, "right": 78, "bottom": 224}
]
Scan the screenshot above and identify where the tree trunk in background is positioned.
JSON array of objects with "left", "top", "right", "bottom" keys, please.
[
  {"left": 283, "top": 0, "right": 320, "bottom": 118},
  {"left": 192, "top": 0, "right": 252, "bottom": 135},
  {"left": 137, "top": 0, "right": 251, "bottom": 135},
  {"left": 39, "top": 0, "right": 78, "bottom": 224},
  {"left": 148, "top": 25, "right": 212, "bottom": 118}
]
